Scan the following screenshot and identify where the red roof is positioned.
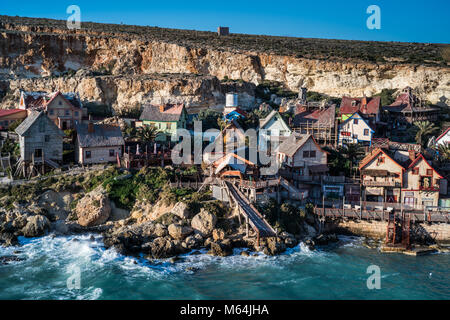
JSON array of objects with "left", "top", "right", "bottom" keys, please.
[
  {"left": 340, "top": 96, "right": 381, "bottom": 115},
  {"left": 359, "top": 148, "right": 404, "bottom": 171},
  {"left": 407, "top": 154, "right": 443, "bottom": 178},
  {"left": 0, "top": 109, "right": 26, "bottom": 118},
  {"left": 294, "top": 105, "right": 335, "bottom": 127}
]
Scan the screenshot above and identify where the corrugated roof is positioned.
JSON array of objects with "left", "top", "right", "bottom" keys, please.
[
  {"left": 294, "top": 105, "right": 336, "bottom": 127},
  {"left": 76, "top": 123, "right": 125, "bottom": 148},
  {"left": 340, "top": 96, "right": 380, "bottom": 115},
  {"left": 140, "top": 103, "right": 184, "bottom": 122},
  {"left": 276, "top": 134, "right": 312, "bottom": 157}
]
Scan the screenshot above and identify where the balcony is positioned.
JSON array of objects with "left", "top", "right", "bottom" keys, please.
[{"left": 363, "top": 180, "right": 399, "bottom": 187}]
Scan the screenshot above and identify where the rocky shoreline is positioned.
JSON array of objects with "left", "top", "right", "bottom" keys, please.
[{"left": 0, "top": 179, "right": 339, "bottom": 260}]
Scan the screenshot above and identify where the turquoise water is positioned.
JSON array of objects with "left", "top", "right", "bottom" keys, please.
[{"left": 0, "top": 234, "right": 449, "bottom": 300}]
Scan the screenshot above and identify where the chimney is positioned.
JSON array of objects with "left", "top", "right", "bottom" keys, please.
[
  {"left": 362, "top": 95, "right": 367, "bottom": 107},
  {"left": 409, "top": 150, "right": 416, "bottom": 162},
  {"left": 159, "top": 105, "right": 165, "bottom": 113},
  {"left": 88, "top": 122, "right": 94, "bottom": 133}
]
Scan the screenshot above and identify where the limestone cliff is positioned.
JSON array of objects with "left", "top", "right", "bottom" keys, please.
[{"left": 0, "top": 15, "right": 448, "bottom": 112}]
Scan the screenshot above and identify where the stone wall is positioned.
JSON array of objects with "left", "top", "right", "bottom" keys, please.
[{"left": 324, "top": 218, "right": 450, "bottom": 243}]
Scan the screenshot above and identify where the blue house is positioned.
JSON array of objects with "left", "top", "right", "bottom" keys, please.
[{"left": 338, "top": 112, "right": 374, "bottom": 146}]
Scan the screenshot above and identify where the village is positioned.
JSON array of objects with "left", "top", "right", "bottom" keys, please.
[{"left": 0, "top": 83, "right": 449, "bottom": 255}]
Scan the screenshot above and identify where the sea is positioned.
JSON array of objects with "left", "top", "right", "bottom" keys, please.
[{"left": 0, "top": 234, "right": 449, "bottom": 300}]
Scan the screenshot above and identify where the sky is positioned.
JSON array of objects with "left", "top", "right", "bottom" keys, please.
[{"left": 1, "top": 0, "right": 449, "bottom": 43}]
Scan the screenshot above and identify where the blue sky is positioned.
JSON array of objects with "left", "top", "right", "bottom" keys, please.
[{"left": 2, "top": 0, "right": 449, "bottom": 43}]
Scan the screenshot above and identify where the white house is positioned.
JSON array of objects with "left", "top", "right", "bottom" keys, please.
[
  {"left": 338, "top": 112, "right": 374, "bottom": 147},
  {"left": 436, "top": 128, "right": 450, "bottom": 147},
  {"left": 257, "top": 110, "right": 292, "bottom": 152},
  {"left": 276, "top": 134, "right": 328, "bottom": 178}
]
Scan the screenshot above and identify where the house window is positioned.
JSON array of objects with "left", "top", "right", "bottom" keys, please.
[
  {"left": 49, "top": 109, "right": 54, "bottom": 115},
  {"left": 310, "top": 150, "right": 316, "bottom": 158},
  {"left": 74, "top": 111, "right": 79, "bottom": 117},
  {"left": 353, "top": 119, "right": 358, "bottom": 125},
  {"left": 65, "top": 110, "right": 70, "bottom": 116},
  {"left": 85, "top": 151, "right": 91, "bottom": 159},
  {"left": 44, "top": 135, "right": 50, "bottom": 142},
  {"left": 379, "top": 157, "right": 385, "bottom": 164},
  {"left": 364, "top": 129, "right": 369, "bottom": 136},
  {"left": 303, "top": 151, "right": 309, "bottom": 158},
  {"left": 59, "top": 101, "right": 62, "bottom": 106},
  {"left": 426, "top": 169, "right": 433, "bottom": 176},
  {"left": 412, "top": 167, "right": 419, "bottom": 175},
  {"left": 109, "top": 149, "right": 115, "bottom": 157}
]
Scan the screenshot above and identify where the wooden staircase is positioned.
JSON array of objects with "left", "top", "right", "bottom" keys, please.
[{"left": 385, "top": 212, "right": 411, "bottom": 249}]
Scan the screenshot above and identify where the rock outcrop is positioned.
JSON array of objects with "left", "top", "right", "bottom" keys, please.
[
  {"left": 75, "top": 188, "right": 111, "bottom": 227},
  {"left": 168, "top": 223, "right": 193, "bottom": 240},
  {"left": 191, "top": 209, "right": 217, "bottom": 237},
  {"left": 22, "top": 215, "right": 50, "bottom": 237}
]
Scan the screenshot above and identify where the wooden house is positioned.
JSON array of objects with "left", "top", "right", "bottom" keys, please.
[
  {"left": 276, "top": 134, "right": 328, "bottom": 178},
  {"left": 340, "top": 95, "right": 381, "bottom": 124},
  {"left": 139, "top": 103, "right": 188, "bottom": 142},
  {"left": 402, "top": 154, "right": 443, "bottom": 208},
  {"left": 359, "top": 148, "right": 404, "bottom": 203},
  {"left": 338, "top": 112, "right": 374, "bottom": 147},
  {"left": 257, "top": 110, "right": 292, "bottom": 152},
  {"left": 15, "top": 111, "right": 64, "bottom": 164},
  {"left": 293, "top": 104, "right": 336, "bottom": 145},
  {"left": 75, "top": 123, "right": 125, "bottom": 165},
  {"left": 19, "top": 91, "right": 85, "bottom": 130},
  {"left": 435, "top": 128, "right": 450, "bottom": 147},
  {"left": 383, "top": 87, "right": 440, "bottom": 125}
]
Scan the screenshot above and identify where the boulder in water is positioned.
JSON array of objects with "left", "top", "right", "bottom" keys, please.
[
  {"left": 22, "top": 215, "right": 50, "bottom": 237},
  {"left": 209, "top": 241, "right": 232, "bottom": 257}
]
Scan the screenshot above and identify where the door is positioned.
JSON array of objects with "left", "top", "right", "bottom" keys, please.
[{"left": 34, "top": 149, "right": 42, "bottom": 158}]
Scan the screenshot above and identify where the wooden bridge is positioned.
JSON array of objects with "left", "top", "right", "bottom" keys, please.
[{"left": 223, "top": 181, "right": 276, "bottom": 243}]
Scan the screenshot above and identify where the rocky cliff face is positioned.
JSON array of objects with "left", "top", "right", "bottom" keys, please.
[{"left": 0, "top": 17, "right": 448, "bottom": 112}]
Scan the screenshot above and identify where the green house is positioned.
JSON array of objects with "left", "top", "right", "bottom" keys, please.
[{"left": 139, "top": 104, "right": 188, "bottom": 142}]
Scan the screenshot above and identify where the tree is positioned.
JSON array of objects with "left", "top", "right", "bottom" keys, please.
[
  {"left": 196, "top": 109, "right": 221, "bottom": 131},
  {"left": 414, "top": 121, "right": 438, "bottom": 147},
  {"left": 217, "top": 117, "right": 228, "bottom": 132},
  {"left": 136, "top": 125, "right": 162, "bottom": 145},
  {"left": 438, "top": 143, "right": 450, "bottom": 162}
]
